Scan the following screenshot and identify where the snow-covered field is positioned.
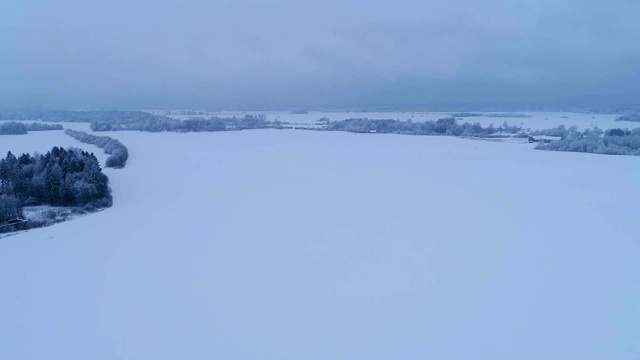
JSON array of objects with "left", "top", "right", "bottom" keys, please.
[
  {"left": 1, "top": 125, "right": 639, "bottom": 359},
  {"left": 156, "top": 110, "right": 636, "bottom": 131}
]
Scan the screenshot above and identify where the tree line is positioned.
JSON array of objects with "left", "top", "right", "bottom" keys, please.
[
  {"left": 0, "top": 147, "right": 112, "bottom": 225},
  {"left": 90, "top": 114, "right": 272, "bottom": 133},
  {"left": 535, "top": 127, "right": 640, "bottom": 156},
  {"left": 321, "top": 117, "right": 522, "bottom": 137},
  {"left": 0, "top": 121, "right": 64, "bottom": 135},
  {"left": 0, "top": 110, "right": 278, "bottom": 133},
  {"left": 450, "top": 113, "right": 530, "bottom": 118},
  {"left": 26, "top": 122, "right": 64, "bottom": 131},
  {"left": 65, "top": 130, "right": 129, "bottom": 168},
  {"left": 0, "top": 122, "right": 27, "bottom": 135},
  {"left": 530, "top": 125, "right": 575, "bottom": 137},
  {"left": 0, "top": 110, "right": 165, "bottom": 124},
  {"left": 616, "top": 111, "right": 640, "bottom": 122}
]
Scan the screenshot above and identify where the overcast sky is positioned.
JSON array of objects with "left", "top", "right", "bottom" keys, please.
[{"left": 2, "top": 0, "right": 640, "bottom": 109}]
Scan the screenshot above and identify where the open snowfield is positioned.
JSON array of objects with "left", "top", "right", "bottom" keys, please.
[
  {"left": 1, "top": 125, "right": 639, "bottom": 359},
  {"left": 157, "top": 110, "right": 636, "bottom": 131}
]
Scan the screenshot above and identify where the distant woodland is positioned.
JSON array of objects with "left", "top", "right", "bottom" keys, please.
[
  {"left": 0, "top": 121, "right": 63, "bottom": 135},
  {"left": 0, "top": 110, "right": 278, "bottom": 133},
  {"left": 2, "top": 109, "right": 640, "bottom": 157},
  {"left": 0, "top": 110, "right": 161, "bottom": 124},
  {"left": 616, "top": 111, "right": 640, "bottom": 122},
  {"left": 90, "top": 114, "right": 273, "bottom": 132},
  {"left": 322, "top": 118, "right": 523, "bottom": 137},
  {"left": 535, "top": 127, "right": 640, "bottom": 156}
]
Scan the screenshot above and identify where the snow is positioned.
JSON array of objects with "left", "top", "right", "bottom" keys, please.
[{"left": 0, "top": 122, "right": 639, "bottom": 359}]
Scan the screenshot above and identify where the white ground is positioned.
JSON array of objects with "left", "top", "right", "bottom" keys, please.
[{"left": 0, "top": 122, "right": 639, "bottom": 359}]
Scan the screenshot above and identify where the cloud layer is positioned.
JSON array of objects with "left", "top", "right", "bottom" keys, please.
[{"left": 2, "top": 0, "right": 640, "bottom": 108}]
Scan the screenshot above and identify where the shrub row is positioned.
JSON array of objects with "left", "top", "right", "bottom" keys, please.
[{"left": 65, "top": 130, "right": 129, "bottom": 168}]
